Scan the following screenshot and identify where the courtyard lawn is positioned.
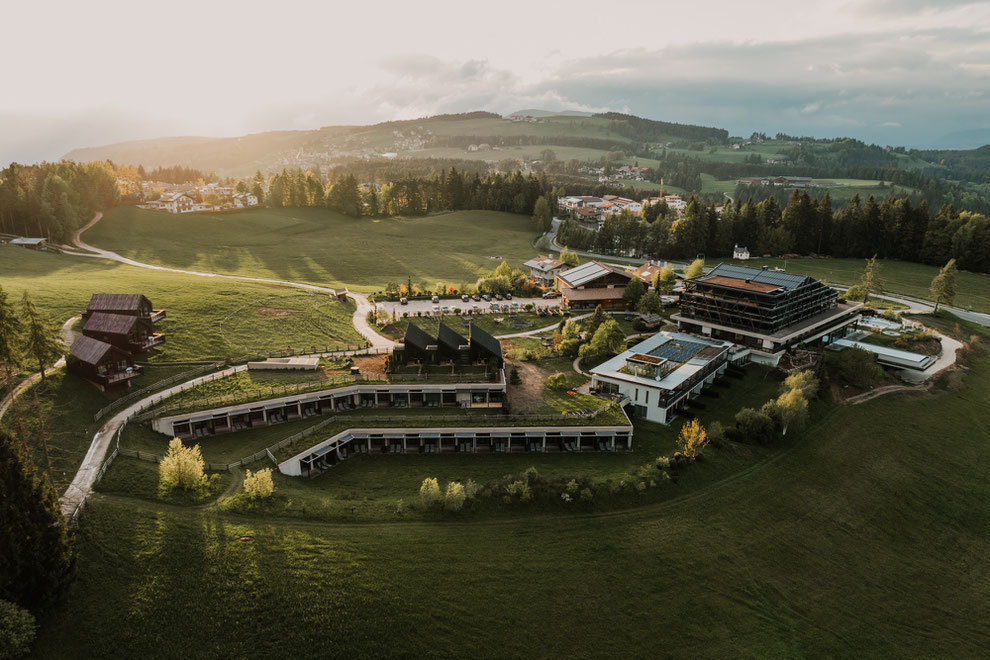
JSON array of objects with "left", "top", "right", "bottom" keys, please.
[
  {"left": 0, "top": 245, "right": 362, "bottom": 361},
  {"left": 34, "top": 334, "right": 990, "bottom": 657},
  {"left": 84, "top": 207, "right": 541, "bottom": 291}
]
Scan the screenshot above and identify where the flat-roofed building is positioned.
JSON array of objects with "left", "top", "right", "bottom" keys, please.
[
  {"left": 672, "top": 263, "right": 861, "bottom": 365},
  {"left": 589, "top": 332, "right": 734, "bottom": 424}
]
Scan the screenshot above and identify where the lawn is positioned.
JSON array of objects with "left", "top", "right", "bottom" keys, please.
[
  {"left": 0, "top": 245, "right": 362, "bottom": 361},
  {"left": 85, "top": 206, "right": 541, "bottom": 291},
  {"left": 34, "top": 335, "right": 990, "bottom": 656},
  {"left": 732, "top": 255, "right": 990, "bottom": 312}
]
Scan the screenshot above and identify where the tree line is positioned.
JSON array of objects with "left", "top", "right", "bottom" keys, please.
[
  {"left": 0, "top": 161, "right": 119, "bottom": 241},
  {"left": 556, "top": 190, "right": 990, "bottom": 273}
]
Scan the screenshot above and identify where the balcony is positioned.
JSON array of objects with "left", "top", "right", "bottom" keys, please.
[
  {"left": 133, "top": 333, "right": 165, "bottom": 352},
  {"left": 149, "top": 309, "right": 167, "bottom": 323},
  {"left": 103, "top": 366, "right": 143, "bottom": 385}
]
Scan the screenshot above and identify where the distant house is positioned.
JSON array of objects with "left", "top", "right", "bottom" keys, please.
[
  {"left": 9, "top": 237, "right": 58, "bottom": 252},
  {"left": 82, "top": 312, "right": 165, "bottom": 355},
  {"left": 629, "top": 260, "right": 669, "bottom": 284},
  {"left": 159, "top": 192, "right": 195, "bottom": 213},
  {"left": 574, "top": 206, "right": 602, "bottom": 225},
  {"left": 68, "top": 335, "right": 142, "bottom": 390},
  {"left": 232, "top": 192, "right": 259, "bottom": 208},
  {"left": 523, "top": 256, "right": 571, "bottom": 288},
  {"left": 556, "top": 260, "right": 635, "bottom": 310},
  {"left": 733, "top": 245, "right": 750, "bottom": 260}
]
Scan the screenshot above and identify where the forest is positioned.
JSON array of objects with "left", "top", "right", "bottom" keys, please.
[{"left": 556, "top": 190, "right": 990, "bottom": 273}]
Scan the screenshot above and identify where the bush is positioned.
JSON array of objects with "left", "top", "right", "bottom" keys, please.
[
  {"left": 419, "top": 477, "right": 441, "bottom": 508},
  {"left": 707, "top": 421, "right": 727, "bottom": 447},
  {"left": 443, "top": 482, "right": 466, "bottom": 512},
  {"left": 159, "top": 439, "right": 209, "bottom": 493},
  {"left": 243, "top": 468, "right": 274, "bottom": 500},
  {"left": 464, "top": 479, "right": 480, "bottom": 499},
  {"left": 545, "top": 372, "right": 569, "bottom": 390},
  {"left": 509, "top": 366, "right": 521, "bottom": 384},
  {"left": 734, "top": 407, "right": 777, "bottom": 445},
  {"left": 579, "top": 487, "right": 593, "bottom": 501},
  {"left": 505, "top": 480, "right": 532, "bottom": 503},
  {"left": 0, "top": 599, "right": 36, "bottom": 659}
]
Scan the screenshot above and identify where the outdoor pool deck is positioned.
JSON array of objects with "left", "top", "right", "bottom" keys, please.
[{"left": 829, "top": 338, "right": 936, "bottom": 371}]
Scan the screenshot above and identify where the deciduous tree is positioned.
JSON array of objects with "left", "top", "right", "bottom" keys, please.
[
  {"left": 929, "top": 258, "right": 957, "bottom": 313},
  {"left": 857, "top": 255, "right": 886, "bottom": 303},
  {"left": 677, "top": 418, "right": 708, "bottom": 460},
  {"left": 684, "top": 258, "right": 705, "bottom": 279}
]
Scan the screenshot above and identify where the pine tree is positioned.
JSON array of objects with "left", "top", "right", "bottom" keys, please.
[
  {"left": 0, "top": 284, "right": 22, "bottom": 382},
  {"left": 0, "top": 430, "right": 74, "bottom": 611},
  {"left": 19, "top": 293, "right": 62, "bottom": 382}
]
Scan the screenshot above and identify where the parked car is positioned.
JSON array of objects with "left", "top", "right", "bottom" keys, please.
[
  {"left": 542, "top": 291, "right": 558, "bottom": 299},
  {"left": 431, "top": 295, "right": 440, "bottom": 303},
  {"left": 399, "top": 297, "right": 408, "bottom": 305},
  {"left": 472, "top": 294, "right": 481, "bottom": 301},
  {"left": 433, "top": 305, "right": 440, "bottom": 313},
  {"left": 504, "top": 292, "right": 513, "bottom": 300},
  {"left": 482, "top": 294, "right": 491, "bottom": 302},
  {"left": 461, "top": 294, "right": 470, "bottom": 302},
  {"left": 442, "top": 306, "right": 450, "bottom": 312},
  {"left": 495, "top": 293, "right": 503, "bottom": 300},
  {"left": 491, "top": 303, "right": 500, "bottom": 311}
]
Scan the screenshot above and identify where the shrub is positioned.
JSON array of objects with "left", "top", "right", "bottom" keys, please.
[
  {"left": 524, "top": 466, "right": 540, "bottom": 484},
  {"left": 419, "top": 477, "right": 441, "bottom": 507},
  {"left": 509, "top": 366, "right": 521, "bottom": 385},
  {"left": 0, "top": 600, "right": 36, "bottom": 658},
  {"left": 565, "top": 479, "right": 579, "bottom": 495},
  {"left": 579, "top": 487, "right": 593, "bottom": 501},
  {"left": 544, "top": 372, "right": 569, "bottom": 390},
  {"left": 656, "top": 456, "right": 671, "bottom": 469},
  {"left": 677, "top": 418, "right": 709, "bottom": 460},
  {"left": 782, "top": 370, "right": 819, "bottom": 399},
  {"left": 243, "top": 468, "right": 274, "bottom": 500},
  {"left": 159, "top": 439, "right": 209, "bottom": 493},
  {"left": 443, "top": 482, "right": 466, "bottom": 512},
  {"left": 464, "top": 479, "right": 480, "bottom": 499},
  {"left": 505, "top": 480, "right": 532, "bottom": 502},
  {"left": 734, "top": 407, "right": 777, "bottom": 445},
  {"left": 707, "top": 421, "right": 727, "bottom": 447}
]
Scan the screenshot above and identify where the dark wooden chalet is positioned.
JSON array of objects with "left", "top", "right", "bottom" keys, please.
[
  {"left": 555, "top": 261, "right": 635, "bottom": 310},
  {"left": 468, "top": 324, "right": 504, "bottom": 368},
  {"left": 83, "top": 312, "right": 165, "bottom": 354},
  {"left": 437, "top": 323, "right": 469, "bottom": 364},
  {"left": 68, "top": 335, "right": 142, "bottom": 389},
  {"left": 85, "top": 293, "right": 166, "bottom": 323},
  {"left": 401, "top": 323, "right": 437, "bottom": 364}
]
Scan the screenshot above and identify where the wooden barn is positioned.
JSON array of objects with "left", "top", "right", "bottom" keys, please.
[
  {"left": 82, "top": 312, "right": 165, "bottom": 355},
  {"left": 68, "top": 335, "right": 142, "bottom": 389},
  {"left": 84, "top": 293, "right": 166, "bottom": 323}
]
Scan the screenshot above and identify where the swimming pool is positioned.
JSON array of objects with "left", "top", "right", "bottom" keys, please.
[{"left": 859, "top": 316, "right": 902, "bottom": 331}]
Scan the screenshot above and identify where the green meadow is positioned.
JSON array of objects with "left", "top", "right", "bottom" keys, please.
[
  {"left": 86, "top": 207, "right": 540, "bottom": 291},
  {"left": 34, "top": 323, "right": 990, "bottom": 656}
]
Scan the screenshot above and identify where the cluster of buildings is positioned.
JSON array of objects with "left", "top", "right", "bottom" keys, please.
[
  {"left": 137, "top": 183, "right": 259, "bottom": 214},
  {"left": 68, "top": 294, "right": 166, "bottom": 390},
  {"left": 735, "top": 176, "right": 812, "bottom": 188},
  {"left": 559, "top": 194, "right": 688, "bottom": 228}
]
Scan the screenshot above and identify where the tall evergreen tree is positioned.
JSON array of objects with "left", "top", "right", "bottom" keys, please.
[
  {"left": 0, "top": 284, "right": 22, "bottom": 382},
  {"left": 19, "top": 293, "right": 62, "bottom": 381},
  {"left": 0, "top": 430, "right": 74, "bottom": 612}
]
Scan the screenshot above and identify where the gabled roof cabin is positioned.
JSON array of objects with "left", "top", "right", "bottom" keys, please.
[
  {"left": 85, "top": 293, "right": 165, "bottom": 323},
  {"left": 68, "top": 335, "right": 142, "bottom": 389},
  {"left": 82, "top": 312, "right": 165, "bottom": 354}
]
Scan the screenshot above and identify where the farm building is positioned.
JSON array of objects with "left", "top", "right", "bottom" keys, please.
[
  {"left": 67, "top": 335, "right": 142, "bottom": 390},
  {"left": 85, "top": 293, "right": 166, "bottom": 323},
  {"left": 556, "top": 260, "right": 635, "bottom": 310},
  {"left": 672, "top": 263, "right": 862, "bottom": 365},
  {"left": 82, "top": 312, "right": 165, "bottom": 355},
  {"left": 732, "top": 245, "right": 750, "bottom": 260},
  {"left": 9, "top": 237, "right": 58, "bottom": 252}
]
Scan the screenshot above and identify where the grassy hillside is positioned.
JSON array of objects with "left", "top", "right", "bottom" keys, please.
[
  {"left": 85, "top": 206, "right": 540, "bottom": 290},
  {"left": 0, "top": 246, "right": 362, "bottom": 361},
  {"left": 34, "top": 325, "right": 990, "bottom": 656}
]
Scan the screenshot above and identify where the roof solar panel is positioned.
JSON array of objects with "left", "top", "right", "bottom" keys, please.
[{"left": 703, "top": 263, "right": 808, "bottom": 290}]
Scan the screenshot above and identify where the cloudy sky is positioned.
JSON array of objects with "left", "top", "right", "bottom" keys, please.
[{"left": 2, "top": 0, "right": 989, "bottom": 163}]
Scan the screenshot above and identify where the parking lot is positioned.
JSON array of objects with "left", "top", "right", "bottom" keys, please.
[{"left": 376, "top": 295, "right": 559, "bottom": 317}]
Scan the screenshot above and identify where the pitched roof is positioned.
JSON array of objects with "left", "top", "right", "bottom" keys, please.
[
  {"left": 559, "top": 287, "right": 626, "bottom": 301},
  {"left": 69, "top": 335, "right": 114, "bottom": 364},
  {"left": 437, "top": 322, "right": 468, "bottom": 352},
  {"left": 87, "top": 293, "right": 150, "bottom": 313},
  {"left": 523, "top": 256, "right": 566, "bottom": 272},
  {"left": 84, "top": 312, "right": 138, "bottom": 335},
  {"left": 557, "top": 261, "right": 633, "bottom": 288},
  {"left": 631, "top": 262, "right": 666, "bottom": 282},
  {"left": 403, "top": 322, "right": 434, "bottom": 353},
  {"left": 10, "top": 237, "right": 47, "bottom": 245},
  {"left": 469, "top": 324, "right": 502, "bottom": 361},
  {"left": 697, "top": 263, "right": 811, "bottom": 291}
]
